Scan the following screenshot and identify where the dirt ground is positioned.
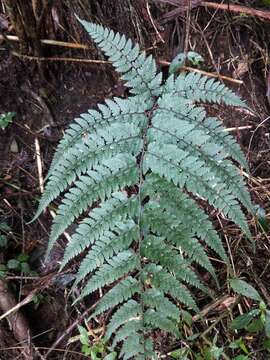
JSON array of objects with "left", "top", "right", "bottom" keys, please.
[{"left": 1, "top": 2, "right": 270, "bottom": 359}]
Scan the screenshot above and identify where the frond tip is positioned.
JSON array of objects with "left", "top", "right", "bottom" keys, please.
[{"left": 33, "top": 18, "right": 252, "bottom": 359}]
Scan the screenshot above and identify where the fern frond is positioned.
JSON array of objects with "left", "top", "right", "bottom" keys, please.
[
  {"left": 61, "top": 192, "right": 139, "bottom": 268},
  {"left": 144, "top": 142, "right": 250, "bottom": 235},
  {"left": 78, "top": 250, "right": 139, "bottom": 300},
  {"left": 143, "top": 175, "right": 227, "bottom": 262},
  {"left": 163, "top": 72, "right": 248, "bottom": 108},
  {"left": 144, "top": 309, "right": 180, "bottom": 336},
  {"left": 156, "top": 93, "right": 249, "bottom": 169},
  {"left": 47, "top": 154, "right": 138, "bottom": 255},
  {"left": 141, "top": 235, "right": 208, "bottom": 293},
  {"left": 78, "top": 19, "right": 162, "bottom": 96},
  {"left": 91, "top": 277, "right": 141, "bottom": 318},
  {"left": 105, "top": 300, "right": 142, "bottom": 340},
  {"left": 143, "top": 263, "right": 199, "bottom": 312},
  {"left": 73, "top": 222, "right": 138, "bottom": 287},
  {"left": 112, "top": 320, "right": 142, "bottom": 348},
  {"left": 34, "top": 19, "right": 252, "bottom": 359},
  {"left": 150, "top": 105, "right": 252, "bottom": 210},
  {"left": 33, "top": 97, "right": 148, "bottom": 221}
]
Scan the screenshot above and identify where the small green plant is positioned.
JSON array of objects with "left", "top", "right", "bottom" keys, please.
[
  {"left": 169, "top": 51, "right": 204, "bottom": 75},
  {"left": 0, "top": 112, "right": 15, "bottom": 130},
  {"left": 0, "top": 253, "right": 36, "bottom": 276},
  {"left": 229, "top": 279, "right": 270, "bottom": 355},
  {"left": 0, "top": 221, "right": 10, "bottom": 249},
  {"left": 78, "top": 325, "right": 117, "bottom": 359},
  {"left": 33, "top": 19, "right": 252, "bottom": 358}
]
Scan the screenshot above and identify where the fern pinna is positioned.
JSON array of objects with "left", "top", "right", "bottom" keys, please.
[{"left": 34, "top": 19, "right": 252, "bottom": 359}]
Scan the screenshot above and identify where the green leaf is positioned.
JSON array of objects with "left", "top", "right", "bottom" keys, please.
[
  {"left": 0, "top": 222, "right": 11, "bottom": 231},
  {"left": 229, "top": 337, "right": 249, "bottom": 354},
  {"left": 7, "top": 259, "right": 20, "bottom": 270},
  {"left": 170, "top": 348, "right": 190, "bottom": 359},
  {"left": 17, "top": 253, "right": 29, "bottom": 262},
  {"left": 229, "top": 279, "right": 263, "bottom": 302},
  {"left": 254, "top": 205, "right": 269, "bottom": 232},
  {"left": 0, "top": 235, "right": 8, "bottom": 248},
  {"left": 0, "top": 264, "right": 7, "bottom": 271},
  {"left": 169, "top": 51, "right": 204, "bottom": 74},
  {"left": 20, "top": 262, "right": 31, "bottom": 273},
  {"left": 181, "top": 310, "right": 193, "bottom": 326},
  {"left": 230, "top": 309, "right": 260, "bottom": 330},
  {"left": 265, "top": 310, "right": 270, "bottom": 337},
  {"left": 0, "top": 271, "right": 6, "bottom": 278},
  {"left": 263, "top": 338, "right": 270, "bottom": 349},
  {"left": 0, "top": 112, "right": 16, "bottom": 130},
  {"left": 78, "top": 326, "right": 89, "bottom": 346},
  {"left": 104, "top": 353, "right": 117, "bottom": 360},
  {"left": 246, "top": 318, "right": 264, "bottom": 333},
  {"left": 82, "top": 344, "right": 91, "bottom": 355},
  {"left": 209, "top": 345, "right": 224, "bottom": 359}
]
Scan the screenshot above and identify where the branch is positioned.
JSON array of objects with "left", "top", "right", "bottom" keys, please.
[
  {"left": 0, "top": 279, "right": 32, "bottom": 359},
  {"left": 202, "top": 1, "right": 270, "bottom": 20}
]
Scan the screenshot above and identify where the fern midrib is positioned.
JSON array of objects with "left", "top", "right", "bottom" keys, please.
[{"left": 137, "top": 110, "right": 151, "bottom": 356}]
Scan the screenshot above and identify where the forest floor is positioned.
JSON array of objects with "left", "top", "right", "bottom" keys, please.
[{"left": 0, "top": 2, "right": 270, "bottom": 359}]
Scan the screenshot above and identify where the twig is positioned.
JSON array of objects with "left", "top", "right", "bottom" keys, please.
[
  {"left": 44, "top": 301, "right": 98, "bottom": 359},
  {"left": 247, "top": 115, "right": 270, "bottom": 158},
  {"left": 33, "top": 136, "right": 71, "bottom": 242},
  {"left": 184, "top": 0, "right": 191, "bottom": 58},
  {"left": 67, "top": 327, "right": 103, "bottom": 344},
  {"left": 12, "top": 51, "right": 109, "bottom": 64},
  {"left": 0, "top": 34, "right": 89, "bottom": 50},
  {"left": 12, "top": 51, "right": 242, "bottom": 86},
  {"left": 0, "top": 287, "right": 38, "bottom": 322},
  {"left": 0, "top": 279, "right": 32, "bottom": 359},
  {"left": 34, "top": 137, "right": 44, "bottom": 193},
  {"left": 159, "top": 0, "right": 270, "bottom": 21},
  {"left": 0, "top": 273, "right": 55, "bottom": 322},
  {"left": 201, "top": 1, "right": 270, "bottom": 21},
  {"left": 146, "top": 1, "right": 165, "bottom": 43},
  {"left": 3, "top": 38, "right": 242, "bottom": 86},
  {"left": 224, "top": 125, "right": 253, "bottom": 132},
  {"left": 159, "top": 60, "right": 243, "bottom": 85},
  {"left": 192, "top": 295, "right": 238, "bottom": 321}
]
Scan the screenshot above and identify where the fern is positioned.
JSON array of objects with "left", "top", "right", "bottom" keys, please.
[{"left": 34, "top": 19, "right": 253, "bottom": 359}]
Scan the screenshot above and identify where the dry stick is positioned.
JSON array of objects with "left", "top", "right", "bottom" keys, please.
[
  {"left": 183, "top": 0, "right": 191, "bottom": 57},
  {"left": 12, "top": 51, "right": 109, "bottom": 64},
  {"left": 224, "top": 125, "right": 253, "bottom": 132},
  {"left": 34, "top": 137, "right": 44, "bottom": 193},
  {"left": 0, "top": 279, "right": 32, "bottom": 359},
  {"left": 162, "top": 1, "right": 270, "bottom": 21},
  {"left": 34, "top": 137, "right": 71, "bottom": 242},
  {"left": 12, "top": 50, "right": 242, "bottom": 85},
  {"left": 201, "top": 1, "right": 270, "bottom": 21},
  {"left": 0, "top": 34, "right": 90, "bottom": 50},
  {"left": 0, "top": 33, "right": 245, "bottom": 85},
  {"left": 0, "top": 274, "right": 55, "bottom": 323},
  {"left": 146, "top": 1, "right": 165, "bottom": 43},
  {"left": 44, "top": 302, "right": 98, "bottom": 359},
  {"left": 159, "top": 59, "right": 243, "bottom": 85}
]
